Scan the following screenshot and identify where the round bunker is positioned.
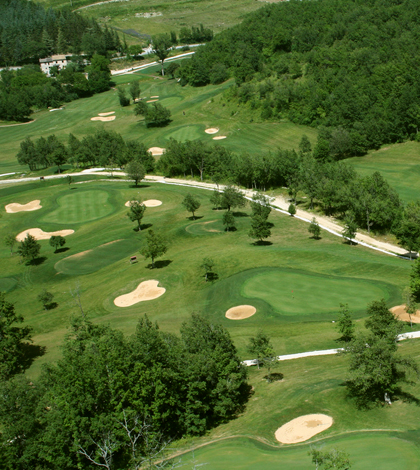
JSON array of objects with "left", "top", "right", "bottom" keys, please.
[
  {"left": 125, "top": 200, "right": 162, "bottom": 207},
  {"left": 5, "top": 200, "right": 42, "bottom": 213},
  {"left": 391, "top": 305, "right": 420, "bottom": 323},
  {"left": 213, "top": 136, "right": 227, "bottom": 140},
  {"left": 226, "top": 305, "right": 256, "bottom": 320},
  {"left": 114, "top": 280, "right": 165, "bottom": 307},
  {"left": 275, "top": 414, "right": 333, "bottom": 444},
  {"left": 205, "top": 128, "right": 219, "bottom": 134},
  {"left": 16, "top": 228, "right": 74, "bottom": 241},
  {"left": 148, "top": 147, "right": 166, "bottom": 156}
]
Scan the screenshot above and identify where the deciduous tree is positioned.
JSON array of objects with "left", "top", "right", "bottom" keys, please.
[
  {"left": 151, "top": 34, "right": 172, "bottom": 76},
  {"left": 221, "top": 185, "right": 246, "bottom": 212},
  {"left": 49, "top": 235, "right": 66, "bottom": 252},
  {"left": 308, "top": 217, "right": 321, "bottom": 239},
  {"left": 249, "top": 215, "right": 271, "bottom": 243},
  {"left": 17, "top": 234, "right": 41, "bottom": 262},
  {"left": 125, "top": 160, "right": 145, "bottom": 186},
  {"left": 37, "top": 290, "right": 54, "bottom": 310},
  {"left": 127, "top": 200, "right": 146, "bottom": 231},
  {"left": 223, "top": 211, "right": 236, "bottom": 231},
  {"left": 140, "top": 230, "right": 167, "bottom": 268},
  {"left": 336, "top": 303, "right": 355, "bottom": 342},
  {"left": 182, "top": 193, "right": 201, "bottom": 219},
  {"left": 4, "top": 233, "right": 16, "bottom": 256}
]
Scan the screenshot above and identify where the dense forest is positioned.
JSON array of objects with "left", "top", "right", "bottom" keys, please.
[{"left": 178, "top": 0, "right": 420, "bottom": 156}]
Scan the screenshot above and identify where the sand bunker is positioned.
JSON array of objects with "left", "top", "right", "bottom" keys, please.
[
  {"left": 16, "top": 228, "right": 74, "bottom": 242},
  {"left": 225, "top": 305, "right": 256, "bottom": 320},
  {"left": 147, "top": 99, "right": 159, "bottom": 103},
  {"left": 213, "top": 136, "right": 227, "bottom": 140},
  {"left": 91, "top": 116, "right": 116, "bottom": 122},
  {"left": 148, "top": 147, "right": 166, "bottom": 156},
  {"left": 205, "top": 128, "right": 219, "bottom": 134},
  {"left": 125, "top": 200, "right": 162, "bottom": 207},
  {"left": 275, "top": 414, "right": 333, "bottom": 444},
  {"left": 391, "top": 305, "right": 420, "bottom": 323},
  {"left": 150, "top": 95, "right": 159, "bottom": 98},
  {"left": 98, "top": 112, "right": 115, "bottom": 116},
  {"left": 5, "top": 200, "right": 42, "bottom": 213},
  {"left": 114, "top": 280, "right": 165, "bottom": 307}
]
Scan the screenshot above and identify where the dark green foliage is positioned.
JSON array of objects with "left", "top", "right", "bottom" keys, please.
[
  {"left": 410, "top": 258, "right": 420, "bottom": 301},
  {"left": 140, "top": 230, "right": 167, "bottom": 268},
  {"left": 17, "top": 234, "right": 41, "bottom": 262},
  {"left": 288, "top": 203, "right": 296, "bottom": 216},
  {"left": 200, "top": 257, "right": 215, "bottom": 282},
  {"left": 4, "top": 234, "right": 16, "bottom": 256},
  {"left": 135, "top": 101, "right": 171, "bottom": 127},
  {"left": 118, "top": 87, "right": 130, "bottom": 107},
  {"left": 250, "top": 192, "right": 271, "bottom": 220},
  {"left": 166, "top": 62, "right": 180, "bottom": 79},
  {"left": 182, "top": 193, "right": 201, "bottom": 219},
  {"left": 221, "top": 185, "right": 246, "bottom": 212},
  {"left": 395, "top": 201, "right": 420, "bottom": 259},
  {"left": 342, "top": 212, "right": 357, "bottom": 244},
  {"left": 37, "top": 290, "right": 54, "bottom": 310},
  {"left": 210, "top": 190, "right": 222, "bottom": 210},
  {"left": 129, "top": 81, "right": 140, "bottom": 101},
  {"left": 365, "top": 299, "right": 402, "bottom": 340},
  {"left": 308, "top": 217, "right": 321, "bottom": 239},
  {"left": 152, "top": 34, "right": 172, "bottom": 76},
  {"left": 127, "top": 200, "right": 146, "bottom": 231},
  {"left": 336, "top": 303, "right": 355, "bottom": 343},
  {"left": 247, "top": 331, "right": 275, "bottom": 373},
  {"left": 309, "top": 447, "right": 351, "bottom": 470},
  {"left": 0, "top": 293, "right": 32, "bottom": 380},
  {"left": 249, "top": 215, "right": 271, "bottom": 243},
  {"left": 125, "top": 160, "right": 145, "bottom": 186},
  {"left": 222, "top": 211, "right": 236, "bottom": 231},
  {"left": 49, "top": 235, "right": 66, "bottom": 253}
]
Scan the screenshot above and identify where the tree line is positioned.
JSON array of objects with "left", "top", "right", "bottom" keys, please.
[{"left": 175, "top": 0, "right": 420, "bottom": 155}]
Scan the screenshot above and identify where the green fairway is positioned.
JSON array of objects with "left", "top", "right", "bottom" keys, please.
[
  {"left": 185, "top": 218, "right": 225, "bottom": 235},
  {"left": 0, "top": 277, "right": 17, "bottom": 292},
  {"left": 242, "top": 268, "right": 393, "bottom": 316},
  {"left": 164, "top": 125, "right": 204, "bottom": 142},
  {"left": 177, "top": 434, "right": 420, "bottom": 469},
  {"left": 41, "top": 189, "right": 115, "bottom": 224}
]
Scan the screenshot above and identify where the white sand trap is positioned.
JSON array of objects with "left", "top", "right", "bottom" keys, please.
[
  {"left": 391, "top": 305, "right": 420, "bottom": 323},
  {"left": 205, "top": 128, "right": 219, "bottom": 134},
  {"left": 16, "top": 228, "right": 74, "bottom": 242},
  {"left": 225, "top": 305, "right": 256, "bottom": 320},
  {"left": 98, "top": 112, "right": 115, "bottom": 116},
  {"left": 275, "top": 414, "right": 333, "bottom": 444},
  {"left": 5, "top": 200, "right": 42, "bottom": 213},
  {"left": 125, "top": 200, "right": 139, "bottom": 207},
  {"left": 90, "top": 116, "right": 116, "bottom": 122},
  {"left": 148, "top": 147, "right": 166, "bottom": 156},
  {"left": 114, "top": 280, "right": 165, "bottom": 307},
  {"left": 213, "top": 136, "right": 227, "bottom": 140},
  {"left": 147, "top": 99, "right": 159, "bottom": 103},
  {"left": 49, "top": 107, "right": 64, "bottom": 112},
  {"left": 150, "top": 95, "right": 159, "bottom": 98},
  {"left": 125, "top": 200, "right": 162, "bottom": 207}
]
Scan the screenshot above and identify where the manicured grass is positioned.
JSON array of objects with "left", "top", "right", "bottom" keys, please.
[
  {"left": 177, "top": 433, "right": 420, "bottom": 469},
  {"left": 41, "top": 189, "right": 115, "bottom": 224},
  {"left": 241, "top": 268, "right": 394, "bottom": 317},
  {"left": 0, "top": 277, "right": 17, "bottom": 292},
  {"left": 164, "top": 124, "right": 204, "bottom": 142}
]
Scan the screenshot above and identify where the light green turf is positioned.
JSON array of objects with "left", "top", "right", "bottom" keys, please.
[
  {"left": 41, "top": 189, "right": 114, "bottom": 224},
  {"left": 164, "top": 125, "right": 204, "bottom": 142},
  {"left": 185, "top": 218, "right": 225, "bottom": 235},
  {"left": 242, "top": 269, "right": 391, "bottom": 316},
  {"left": 177, "top": 434, "right": 420, "bottom": 469},
  {"left": 0, "top": 277, "right": 17, "bottom": 292},
  {"left": 54, "top": 238, "right": 140, "bottom": 275}
]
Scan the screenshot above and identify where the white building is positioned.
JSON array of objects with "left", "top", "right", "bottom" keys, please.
[{"left": 39, "top": 54, "right": 70, "bottom": 76}]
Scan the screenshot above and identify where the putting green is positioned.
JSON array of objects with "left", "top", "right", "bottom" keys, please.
[
  {"left": 165, "top": 125, "right": 202, "bottom": 142},
  {"left": 177, "top": 434, "right": 420, "bottom": 469},
  {"left": 242, "top": 269, "right": 391, "bottom": 316},
  {"left": 185, "top": 219, "right": 224, "bottom": 235},
  {"left": 0, "top": 277, "right": 17, "bottom": 292},
  {"left": 41, "top": 190, "right": 114, "bottom": 224},
  {"left": 158, "top": 96, "right": 182, "bottom": 106},
  {"left": 54, "top": 239, "right": 139, "bottom": 275}
]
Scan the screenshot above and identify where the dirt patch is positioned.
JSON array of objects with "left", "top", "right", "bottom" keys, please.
[
  {"left": 5, "top": 200, "right": 42, "bottom": 213},
  {"left": 16, "top": 228, "right": 74, "bottom": 241},
  {"left": 275, "top": 414, "right": 333, "bottom": 444},
  {"left": 148, "top": 147, "right": 165, "bottom": 156},
  {"left": 98, "top": 111, "right": 115, "bottom": 116},
  {"left": 147, "top": 99, "right": 159, "bottom": 103},
  {"left": 205, "top": 128, "right": 219, "bottom": 134},
  {"left": 114, "top": 280, "right": 165, "bottom": 307},
  {"left": 91, "top": 116, "right": 116, "bottom": 122},
  {"left": 225, "top": 305, "right": 256, "bottom": 320},
  {"left": 213, "top": 136, "right": 227, "bottom": 140},
  {"left": 391, "top": 305, "right": 420, "bottom": 323}
]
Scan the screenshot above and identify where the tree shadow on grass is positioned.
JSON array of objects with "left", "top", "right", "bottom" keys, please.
[
  {"left": 233, "top": 211, "right": 249, "bottom": 217},
  {"left": 187, "top": 215, "right": 204, "bottom": 221},
  {"left": 28, "top": 256, "right": 47, "bottom": 266},
  {"left": 70, "top": 187, "right": 78, "bottom": 190},
  {"left": 147, "top": 259, "right": 173, "bottom": 269},
  {"left": 128, "top": 184, "right": 151, "bottom": 189},
  {"left": 133, "top": 223, "right": 153, "bottom": 232},
  {"left": 252, "top": 240, "right": 273, "bottom": 246},
  {"left": 207, "top": 272, "right": 219, "bottom": 281},
  {"left": 55, "top": 247, "right": 70, "bottom": 254},
  {"left": 225, "top": 227, "right": 237, "bottom": 232},
  {"left": 395, "top": 389, "right": 420, "bottom": 406},
  {"left": 267, "top": 221, "right": 275, "bottom": 228},
  {"left": 264, "top": 372, "right": 284, "bottom": 382},
  {"left": 20, "top": 342, "right": 47, "bottom": 372},
  {"left": 44, "top": 302, "right": 58, "bottom": 311}
]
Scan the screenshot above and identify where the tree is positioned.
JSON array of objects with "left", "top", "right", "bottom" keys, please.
[
  {"left": 299, "top": 134, "right": 312, "bottom": 155},
  {"left": 151, "top": 34, "right": 172, "bottom": 76},
  {"left": 288, "top": 203, "right": 296, "bottom": 216},
  {"left": 129, "top": 81, "right": 141, "bottom": 101},
  {"left": 342, "top": 211, "right": 357, "bottom": 244},
  {"left": 17, "top": 234, "right": 41, "bottom": 262},
  {"left": 210, "top": 190, "right": 221, "bottom": 210},
  {"left": 140, "top": 230, "right": 167, "bottom": 268},
  {"left": 336, "top": 303, "right": 355, "bottom": 342},
  {"left": 125, "top": 160, "right": 145, "bottom": 186},
  {"left": 308, "top": 217, "right": 321, "bottom": 239},
  {"left": 200, "top": 257, "right": 215, "bottom": 282},
  {"left": 309, "top": 447, "right": 351, "bottom": 470},
  {"left": 0, "top": 293, "right": 32, "bottom": 380},
  {"left": 402, "top": 286, "right": 417, "bottom": 329},
  {"left": 247, "top": 331, "right": 273, "bottom": 370},
  {"left": 223, "top": 211, "right": 236, "bottom": 231},
  {"left": 66, "top": 175, "right": 73, "bottom": 187},
  {"left": 365, "top": 299, "right": 402, "bottom": 340},
  {"left": 4, "top": 233, "right": 16, "bottom": 256},
  {"left": 49, "top": 235, "right": 66, "bottom": 252},
  {"left": 395, "top": 201, "right": 420, "bottom": 260},
  {"left": 182, "top": 193, "right": 201, "bottom": 219},
  {"left": 250, "top": 192, "right": 271, "bottom": 220},
  {"left": 249, "top": 215, "right": 271, "bottom": 243},
  {"left": 410, "top": 258, "right": 420, "bottom": 301},
  {"left": 118, "top": 86, "right": 130, "bottom": 106},
  {"left": 166, "top": 62, "right": 180, "bottom": 79},
  {"left": 145, "top": 103, "right": 171, "bottom": 128},
  {"left": 221, "top": 185, "right": 246, "bottom": 212},
  {"left": 127, "top": 200, "right": 146, "bottom": 231},
  {"left": 37, "top": 290, "right": 54, "bottom": 310}
]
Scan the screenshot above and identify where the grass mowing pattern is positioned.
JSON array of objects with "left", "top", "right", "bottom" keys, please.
[
  {"left": 177, "top": 434, "right": 420, "bottom": 469},
  {"left": 41, "top": 189, "right": 114, "bottom": 224},
  {"left": 54, "top": 239, "right": 139, "bottom": 275},
  {"left": 0, "top": 277, "right": 17, "bottom": 292},
  {"left": 242, "top": 268, "right": 391, "bottom": 316},
  {"left": 165, "top": 125, "right": 203, "bottom": 142},
  {"left": 185, "top": 219, "right": 224, "bottom": 235}
]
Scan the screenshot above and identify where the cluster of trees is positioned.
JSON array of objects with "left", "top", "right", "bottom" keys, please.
[
  {"left": 134, "top": 100, "right": 171, "bottom": 127},
  {"left": 177, "top": 0, "right": 420, "bottom": 153},
  {"left": 1, "top": 54, "right": 112, "bottom": 122},
  {"left": 0, "top": 312, "right": 248, "bottom": 469},
  {"left": 0, "top": 0, "right": 121, "bottom": 66},
  {"left": 16, "top": 129, "right": 155, "bottom": 171}
]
